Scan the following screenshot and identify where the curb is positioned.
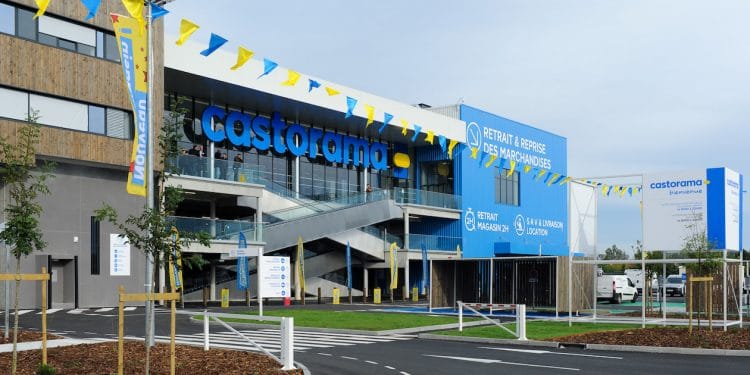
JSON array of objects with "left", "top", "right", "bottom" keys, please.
[
  {"left": 418, "top": 333, "right": 750, "bottom": 356},
  {"left": 190, "top": 316, "right": 492, "bottom": 336}
]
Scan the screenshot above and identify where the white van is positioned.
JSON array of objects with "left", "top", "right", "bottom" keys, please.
[
  {"left": 597, "top": 274, "right": 638, "bottom": 304},
  {"left": 624, "top": 269, "right": 657, "bottom": 294}
]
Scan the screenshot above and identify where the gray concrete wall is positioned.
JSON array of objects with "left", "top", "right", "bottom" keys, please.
[{"left": 0, "top": 162, "right": 148, "bottom": 309}]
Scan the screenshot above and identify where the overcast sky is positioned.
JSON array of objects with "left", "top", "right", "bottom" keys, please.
[{"left": 164, "top": 1, "right": 749, "bottom": 254}]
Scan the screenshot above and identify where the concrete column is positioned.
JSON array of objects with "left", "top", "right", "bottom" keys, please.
[
  {"left": 404, "top": 256, "right": 410, "bottom": 300},
  {"left": 209, "top": 263, "right": 216, "bottom": 301},
  {"left": 403, "top": 208, "right": 410, "bottom": 251},
  {"left": 209, "top": 199, "right": 217, "bottom": 238},
  {"left": 294, "top": 156, "right": 300, "bottom": 199},
  {"left": 255, "top": 196, "right": 263, "bottom": 242},
  {"left": 403, "top": 208, "right": 410, "bottom": 300},
  {"left": 363, "top": 266, "right": 369, "bottom": 299}
]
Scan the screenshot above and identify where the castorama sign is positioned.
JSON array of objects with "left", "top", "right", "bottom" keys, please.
[{"left": 642, "top": 168, "right": 743, "bottom": 251}]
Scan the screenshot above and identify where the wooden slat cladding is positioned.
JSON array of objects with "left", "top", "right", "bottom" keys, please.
[
  {"left": 0, "top": 34, "right": 129, "bottom": 109},
  {"left": 0, "top": 118, "right": 131, "bottom": 166},
  {"left": 8, "top": 0, "right": 127, "bottom": 31}
]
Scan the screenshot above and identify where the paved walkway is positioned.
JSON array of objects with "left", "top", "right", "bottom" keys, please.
[{"left": 0, "top": 338, "right": 109, "bottom": 353}]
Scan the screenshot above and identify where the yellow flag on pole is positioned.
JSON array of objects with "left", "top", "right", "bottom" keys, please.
[
  {"left": 364, "top": 104, "right": 375, "bottom": 127},
  {"left": 506, "top": 160, "right": 517, "bottom": 176},
  {"left": 325, "top": 86, "right": 340, "bottom": 96},
  {"left": 230, "top": 47, "right": 254, "bottom": 70},
  {"left": 389, "top": 242, "right": 398, "bottom": 290},
  {"left": 33, "top": 0, "right": 51, "bottom": 19},
  {"left": 175, "top": 18, "right": 199, "bottom": 45},
  {"left": 447, "top": 140, "right": 458, "bottom": 159},
  {"left": 281, "top": 69, "right": 301, "bottom": 86}
]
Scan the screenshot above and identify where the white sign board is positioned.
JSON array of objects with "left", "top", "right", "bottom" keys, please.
[
  {"left": 643, "top": 170, "right": 707, "bottom": 251},
  {"left": 110, "top": 234, "right": 131, "bottom": 276},
  {"left": 723, "top": 168, "right": 741, "bottom": 250},
  {"left": 259, "top": 256, "right": 290, "bottom": 298},
  {"left": 568, "top": 181, "right": 597, "bottom": 256}
]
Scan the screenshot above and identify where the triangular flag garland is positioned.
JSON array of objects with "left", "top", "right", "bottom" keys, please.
[
  {"left": 258, "top": 58, "right": 278, "bottom": 78},
  {"left": 33, "top": 0, "right": 51, "bottom": 19},
  {"left": 364, "top": 105, "right": 375, "bottom": 127},
  {"left": 400, "top": 119, "right": 409, "bottom": 136},
  {"left": 82, "top": 0, "right": 101, "bottom": 21},
  {"left": 200, "top": 33, "right": 228, "bottom": 56},
  {"left": 484, "top": 154, "right": 498, "bottom": 168},
  {"left": 447, "top": 140, "right": 458, "bottom": 159},
  {"left": 523, "top": 164, "right": 532, "bottom": 174},
  {"left": 121, "top": 0, "right": 144, "bottom": 29},
  {"left": 478, "top": 150, "right": 488, "bottom": 166},
  {"left": 230, "top": 47, "right": 254, "bottom": 70},
  {"left": 425, "top": 130, "right": 435, "bottom": 144},
  {"left": 438, "top": 135, "right": 447, "bottom": 152},
  {"left": 281, "top": 69, "right": 301, "bottom": 86},
  {"left": 150, "top": 2, "right": 169, "bottom": 21},
  {"left": 470, "top": 147, "right": 479, "bottom": 159},
  {"left": 379, "top": 113, "right": 393, "bottom": 134},
  {"left": 344, "top": 97, "right": 358, "bottom": 119},
  {"left": 507, "top": 160, "right": 517, "bottom": 176},
  {"left": 325, "top": 87, "right": 340, "bottom": 96},
  {"left": 308, "top": 79, "right": 321, "bottom": 92},
  {"left": 411, "top": 125, "right": 423, "bottom": 142},
  {"left": 175, "top": 18, "right": 199, "bottom": 45}
]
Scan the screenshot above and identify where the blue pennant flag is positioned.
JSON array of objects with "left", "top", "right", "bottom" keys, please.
[
  {"left": 478, "top": 150, "right": 488, "bottom": 166},
  {"left": 543, "top": 173, "right": 553, "bottom": 184},
  {"left": 421, "top": 242, "right": 428, "bottom": 293},
  {"left": 345, "top": 97, "right": 358, "bottom": 118},
  {"left": 149, "top": 2, "right": 169, "bottom": 21},
  {"left": 498, "top": 157, "right": 507, "bottom": 170},
  {"left": 379, "top": 112, "right": 393, "bottom": 134},
  {"left": 81, "top": 0, "right": 101, "bottom": 21},
  {"left": 346, "top": 242, "right": 352, "bottom": 289},
  {"left": 308, "top": 79, "right": 321, "bottom": 92},
  {"left": 200, "top": 33, "right": 228, "bottom": 56},
  {"left": 236, "top": 232, "right": 249, "bottom": 291},
  {"left": 258, "top": 58, "right": 278, "bottom": 78},
  {"left": 411, "top": 125, "right": 423, "bottom": 142},
  {"left": 438, "top": 135, "right": 447, "bottom": 152}
]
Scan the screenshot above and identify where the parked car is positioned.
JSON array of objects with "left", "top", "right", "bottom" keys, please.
[
  {"left": 664, "top": 275, "right": 685, "bottom": 297},
  {"left": 624, "top": 269, "right": 658, "bottom": 294},
  {"left": 597, "top": 274, "right": 638, "bottom": 304}
]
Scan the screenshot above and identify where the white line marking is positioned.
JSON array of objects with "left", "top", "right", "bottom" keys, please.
[
  {"left": 317, "top": 353, "right": 333, "bottom": 356},
  {"left": 95, "top": 308, "right": 114, "bottom": 312},
  {"left": 423, "top": 354, "right": 579, "bottom": 371},
  {"left": 400, "top": 372, "right": 411, "bottom": 375},
  {"left": 37, "top": 308, "right": 62, "bottom": 315},
  {"left": 385, "top": 365, "right": 395, "bottom": 370},
  {"left": 341, "top": 356, "right": 358, "bottom": 360},
  {"left": 67, "top": 309, "right": 87, "bottom": 314},
  {"left": 478, "top": 346, "right": 623, "bottom": 359},
  {"left": 365, "top": 360, "right": 379, "bottom": 365},
  {"left": 16, "top": 310, "right": 32, "bottom": 315},
  {"left": 123, "top": 307, "right": 137, "bottom": 311}
]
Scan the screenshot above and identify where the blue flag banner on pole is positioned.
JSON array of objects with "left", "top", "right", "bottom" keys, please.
[
  {"left": 200, "top": 33, "right": 228, "bottom": 56},
  {"left": 308, "top": 79, "right": 321, "bottom": 92},
  {"left": 410, "top": 125, "right": 422, "bottom": 142},
  {"left": 81, "top": 0, "right": 101, "bottom": 21},
  {"left": 345, "top": 97, "right": 358, "bottom": 119},
  {"left": 438, "top": 135, "right": 447, "bottom": 152},
  {"left": 258, "top": 58, "right": 278, "bottom": 78},
  {"left": 379, "top": 112, "right": 393, "bottom": 134},
  {"left": 346, "top": 241, "right": 352, "bottom": 289},
  {"left": 237, "top": 232, "right": 249, "bottom": 291},
  {"left": 421, "top": 242, "right": 428, "bottom": 293},
  {"left": 149, "top": 2, "right": 169, "bottom": 21}
]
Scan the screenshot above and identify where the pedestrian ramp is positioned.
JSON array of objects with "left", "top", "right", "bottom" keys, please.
[{"left": 154, "top": 329, "right": 415, "bottom": 353}]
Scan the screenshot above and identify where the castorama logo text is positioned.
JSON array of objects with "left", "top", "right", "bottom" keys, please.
[{"left": 649, "top": 179, "right": 703, "bottom": 189}]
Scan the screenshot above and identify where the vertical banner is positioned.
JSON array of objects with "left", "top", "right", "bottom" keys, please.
[
  {"left": 297, "top": 236, "right": 305, "bottom": 294},
  {"left": 168, "top": 227, "right": 183, "bottom": 291},
  {"left": 389, "top": 242, "right": 398, "bottom": 290},
  {"left": 421, "top": 242, "right": 428, "bottom": 294},
  {"left": 346, "top": 241, "right": 352, "bottom": 289},
  {"left": 111, "top": 13, "right": 149, "bottom": 197},
  {"left": 237, "top": 232, "right": 249, "bottom": 291}
]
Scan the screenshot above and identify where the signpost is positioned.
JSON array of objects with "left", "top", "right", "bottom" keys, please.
[
  {"left": 258, "top": 254, "right": 290, "bottom": 316},
  {"left": 110, "top": 234, "right": 131, "bottom": 276}
]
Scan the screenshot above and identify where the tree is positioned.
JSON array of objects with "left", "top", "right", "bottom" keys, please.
[
  {"left": 95, "top": 99, "right": 209, "bottom": 374},
  {"left": 0, "top": 111, "right": 55, "bottom": 374},
  {"left": 599, "top": 244, "right": 628, "bottom": 273}
]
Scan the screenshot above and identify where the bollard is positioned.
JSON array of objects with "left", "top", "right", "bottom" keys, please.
[
  {"left": 203, "top": 310, "right": 210, "bottom": 351},
  {"left": 516, "top": 304, "right": 527, "bottom": 341},
  {"left": 317, "top": 287, "right": 322, "bottom": 304},
  {"left": 280, "top": 317, "right": 295, "bottom": 370},
  {"left": 458, "top": 302, "right": 463, "bottom": 332}
]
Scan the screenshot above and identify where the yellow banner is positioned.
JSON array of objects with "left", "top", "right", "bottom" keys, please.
[
  {"left": 111, "top": 14, "right": 148, "bottom": 197},
  {"left": 168, "top": 227, "right": 183, "bottom": 292},
  {"left": 389, "top": 242, "right": 398, "bottom": 290},
  {"left": 297, "top": 236, "right": 305, "bottom": 291}
]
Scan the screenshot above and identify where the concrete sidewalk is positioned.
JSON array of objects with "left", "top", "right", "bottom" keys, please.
[{"left": 0, "top": 338, "right": 108, "bottom": 353}]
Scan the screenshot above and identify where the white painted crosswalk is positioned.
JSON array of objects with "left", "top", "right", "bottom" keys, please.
[
  {"left": 2, "top": 307, "right": 152, "bottom": 316},
  {"left": 154, "top": 329, "right": 415, "bottom": 353}
]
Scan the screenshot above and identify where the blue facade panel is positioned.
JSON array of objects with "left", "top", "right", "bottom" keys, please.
[
  {"left": 457, "top": 105, "right": 568, "bottom": 258},
  {"left": 706, "top": 168, "right": 726, "bottom": 249}
]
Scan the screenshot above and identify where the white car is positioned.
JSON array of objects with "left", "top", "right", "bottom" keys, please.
[
  {"left": 597, "top": 275, "right": 638, "bottom": 304},
  {"left": 664, "top": 275, "right": 685, "bottom": 297}
]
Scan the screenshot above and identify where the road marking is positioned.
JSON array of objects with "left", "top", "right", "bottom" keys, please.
[
  {"left": 317, "top": 353, "right": 332, "bottom": 356},
  {"left": 37, "top": 308, "right": 62, "bottom": 315},
  {"left": 68, "top": 309, "right": 88, "bottom": 314},
  {"left": 478, "top": 346, "right": 623, "bottom": 359},
  {"left": 341, "top": 356, "right": 358, "bottom": 360},
  {"left": 423, "top": 354, "right": 580, "bottom": 371},
  {"left": 123, "top": 307, "right": 137, "bottom": 311},
  {"left": 94, "top": 308, "right": 113, "bottom": 312},
  {"left": 385, "top": 365, "right": 395, "bottom": 370},
  {"left": 400, "top": 372, "right": 410, "bottom": 375},
  {"left": 16, "top": 310, "right": 32, "bottom": 315},
  {"left": 365, "top": 360, "right": 379, "bottom": 365}
]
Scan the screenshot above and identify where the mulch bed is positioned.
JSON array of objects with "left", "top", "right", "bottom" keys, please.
[
  {"left": 0, "top": 330, "right": 62, "bottom": 345},
  {"left": 0, "top": 341, "right": 302, "bottom": 374},
  {"left": 554, "top": 327, "right": 750, "bottom": 350}
]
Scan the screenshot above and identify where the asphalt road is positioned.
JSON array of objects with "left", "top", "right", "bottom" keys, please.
[{"left": 8, "top": 305, "right": 750, "bottom": 375}]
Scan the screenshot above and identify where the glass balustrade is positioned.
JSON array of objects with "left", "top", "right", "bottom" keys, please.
[
  {"left": 408, "top": 233, "right": 461, "bottom": 251},
  {"left": 393, "top": 187, "right": 462, "bottom": 209},
  {"left": 168, "top": 216, "right": 262, "bottom": 242}
]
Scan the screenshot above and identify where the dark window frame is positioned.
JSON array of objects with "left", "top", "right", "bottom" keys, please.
[{"left": 496, "top": 168, "right": 520, "bottom": 206}]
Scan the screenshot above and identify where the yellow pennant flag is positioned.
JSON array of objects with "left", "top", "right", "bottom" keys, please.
[
  {"left": 470, "top": 147, "right": 479, "bottom": 159},
  {"left": 230, "top": 47, "right": 254, "bottom": 70},
  {"left": 447, "top": 139, "right": 458, "bottom": 159},
  {"left": 559, "top": 176, "right": 572, "bottom": 185},
  {"left": 121, "top": 0, "right": 145, "bottom": 29},
  {"left": 281, "top": 69, "right": 301, "bottom": 86},
  {"left": 547, "top": 173, "right": 560, "bottom": 186},
  {"left": 612, "top": 186, "right": 621, "bottom": 194},
  {"left": 33, "top": 0, "right": 51, "bottom": 19},
  {"left": 506, "top": 160, "right": 517, "bottom": 177},
  {"left": 364, "top": 104, "right": 375, "bottom": 127},
  {"left": 297, "top": 236, "right": 305, "bottom": 292},
  {"left": 425, "top": 130, "right": 435, "bottom": 144},
  {"left": 484, "top": 154, "right": 498, "bottom": 168},
  {"left": 536, "top": 169, "right": 547, "bottom": 180},
  {"left": 620, "top": 186, "right": 627, "bottom": 197},
  {"left": 523, "top": 164, "right": 532, "bottom": 173},
  {"left": 175, "top": 18, "right": 199, "bottom": 45},
  {"left": 602, "top": 185, "right": 609, "bottom": 197},
  {"left": 325, "top": 86, "right": 340, "bottom": 96},
  {"left": 389, "top": 242, "right": 398, "bottom": 290},
  {"left": 704, "top": 179, "right": 711, "bottom": 185},
  {"left": 400, "top": 119, "right": 409, "bottom": 136}
]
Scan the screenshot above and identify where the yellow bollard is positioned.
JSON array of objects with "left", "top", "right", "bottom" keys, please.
[
  {"left": 332, "top": 288, "right": 340, "bottom": 305},
  {"left": 221, "top": 288, "right": 230, "bottom": 308},
  {"left": 374, "top": 288, "right": 382, "bottom": 304},
  {"left": 412, "top": 287, "right": 419, "bottom": 302}
]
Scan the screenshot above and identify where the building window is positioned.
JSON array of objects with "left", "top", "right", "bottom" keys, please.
[
  {"left": 88, "top": 105, "right": 105, "bottom": 134},
  {"left": 16, "top": 7, "right": 35, "bottom": 40},
  {"left": 106, "top": 108, "right": 131, "bottom": 139},
  {"left": 0, "top": 3, "right": 15, "bottom": 34},
  {"left": 90, "top": 216, "right": 100, "bottom": 275},
  {"left": 0, "top": 87, "right": 29, "bottom": 120},
  {"left": 496, "top": 168, "right": 520, "bottom": 206}
]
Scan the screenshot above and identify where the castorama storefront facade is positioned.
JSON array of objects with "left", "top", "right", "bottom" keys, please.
[{"left": 454, "top": 105, "right": 568, "bottom": 258}]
